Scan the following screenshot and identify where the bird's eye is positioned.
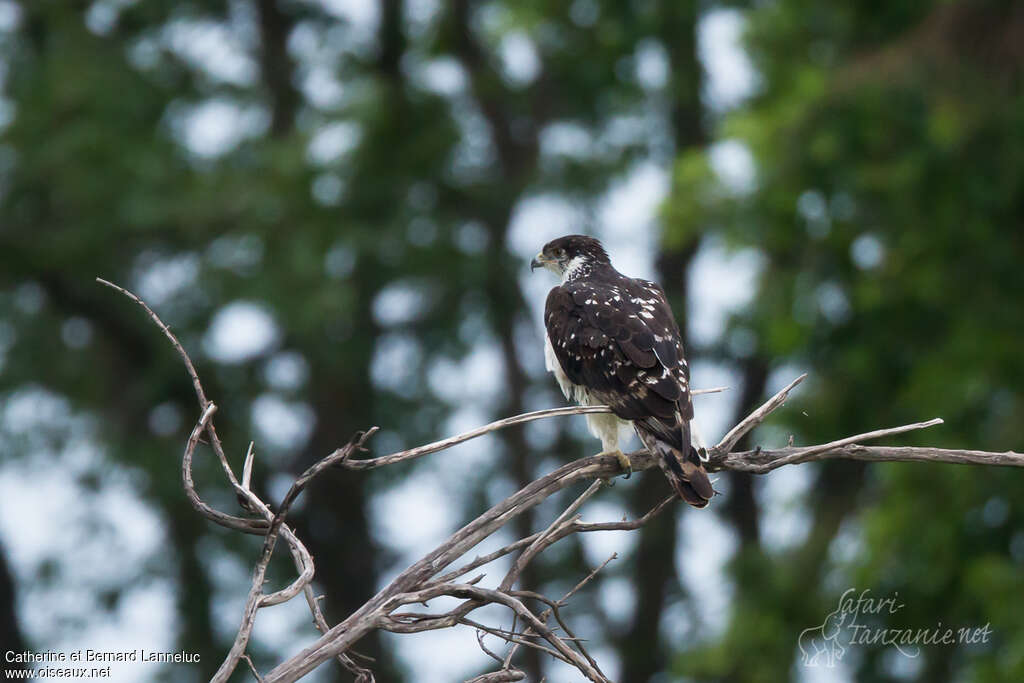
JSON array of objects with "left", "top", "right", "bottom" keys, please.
[{"left": 554, "top": 248, "right": 565, "bottom": 258}]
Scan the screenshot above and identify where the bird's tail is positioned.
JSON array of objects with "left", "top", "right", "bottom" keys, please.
[
  {"left": 660, "top": 445, "right": 714, "bottom": 508},
  {"left": 634, "top": 422, "right": 715, "bottom": 508}
]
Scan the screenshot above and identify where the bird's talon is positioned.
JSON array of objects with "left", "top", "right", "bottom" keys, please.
[
  {"left": 614, "top": 450, "right": 633, "bottom": 478},
  {"left": 596, "top": 449, "right": 632, "bottom": 479}
]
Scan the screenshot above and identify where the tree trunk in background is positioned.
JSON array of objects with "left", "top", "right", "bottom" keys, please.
[
  {"left": 295, "top": 397, "right": 394, "bottom": 681},
  {"left": 722, "top": 358, "right": 769, "bottom": 548},
  {"left": 249, "top": 5, "right": 398, "bottom": 677},
  {"left": 616, "top": 240, "right": 699, "bottom": 683},
  {"left": 484, "top": 244, "right": 543, "bottom": 679},
  {"left": 255, "top": 0, "right": 300, "bottom": 138},
  {"left": 288, "top": 252, "right": 397, "bottom": 681},
  {"left": 0, "top": 544, "right": 27, "bottom": 674},
  {"left": 167, "top": 515, "right": 220, "bottom": 680},
  {"left": 617, "top": 0, "right": 706, "bottom": 678},
  {"left": 449, "top": 2, "right": 545, "bottom": 675},
  {"left": 658, "top": 0, "right": 706, "bottom": 154}
]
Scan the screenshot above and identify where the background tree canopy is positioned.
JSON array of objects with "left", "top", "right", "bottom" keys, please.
[{"left": 0, "top": 0, "right": 1020, "bottom": 681}]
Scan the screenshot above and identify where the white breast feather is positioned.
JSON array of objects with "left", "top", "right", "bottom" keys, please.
[
  {"left": 545, "top": 329, "right": 627, "bottom": 452},
  {"left": 544, "top": 331, "right": 578, "bottom": 401}
]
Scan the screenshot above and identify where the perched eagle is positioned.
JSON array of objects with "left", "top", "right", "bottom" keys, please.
[{"left": 531, "top": 235, "right": 714, "bottom": 508}]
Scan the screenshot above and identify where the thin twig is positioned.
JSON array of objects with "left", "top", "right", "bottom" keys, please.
[
  {"left": 384, "top": 583, "right": 609, "bottom": 682},
  {"left": 97, "top": 278, "right": 241, "bottom": 489},
  {"left": 213, "top": 490, "right": 284, "bottom": 682},
  {"left": 475, "top": 627, "right": 507, "bottom": 666},
  {"left": 273, "top": 428, "right": 379, "bottom": 528},
  {"left": 500, "top": 480, "right": 603, "bottom": 592},
  {"left": 572, "top": 496, "right": 675, "bottom": 533},
  {"left": 465, "top": 671, "right": 526, "bottom": 683},
  {"left": 459, "top": 618, "right": 571, "bottom": 661},
  {"left": 242, "top": 654, "right": 264, "bottom": 682},
  {"left": 502, "top": 554, "right": 617, "bottom": 674},
  {"left": 242, "top": 442, "right": 256, "bottom": 492},
  {"left": 715, "top": 373, "right": 807, "bottom": 453},
  {"left": 181, "top": 405, "right": 267, "bottom": 533},
  {"left": 558, "top": 553, "right": 618, "bottom": 607},
  {"left": 99, "top": 279, "right": 267, "bottom": 533},
  {"left": 751, "top": 418, "right": 944, "bottom": 469}
]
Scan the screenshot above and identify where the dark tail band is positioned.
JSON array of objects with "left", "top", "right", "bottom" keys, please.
[{"left": 660, "top": 445, "right": 714, "bottom": 508}]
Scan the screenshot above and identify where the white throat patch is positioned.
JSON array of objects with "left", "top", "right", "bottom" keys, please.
[{"left": 561, "top": 255, "right": 588, "bottom": 282}]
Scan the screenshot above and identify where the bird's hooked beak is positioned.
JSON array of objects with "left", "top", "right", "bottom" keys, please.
[{"left": 530, "top": 252, "right": 550, "bottom": 272}]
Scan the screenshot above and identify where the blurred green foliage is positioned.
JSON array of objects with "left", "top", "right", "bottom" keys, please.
[
  {"left": 0, "top": 0, "right": 709, "bottom": 681},
  {"left": 664, "top": 0, "right": 1024, "bottom": 680},
  {"left": 1, "top": 0, "right": 1021, "bottom": 682}
]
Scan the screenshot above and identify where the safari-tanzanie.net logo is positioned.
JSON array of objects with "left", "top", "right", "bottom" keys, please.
[{"left": 798, "top": 588, "right": 992, "bottom": 668}]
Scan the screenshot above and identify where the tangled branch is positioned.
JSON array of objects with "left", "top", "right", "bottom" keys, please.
[{"left": 99, "top": 278, "right": 1024, "bottom": 683}]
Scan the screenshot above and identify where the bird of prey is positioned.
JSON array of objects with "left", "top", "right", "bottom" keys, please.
[{"left": 531, "top": 235, "right": 714, "bottom": 507}]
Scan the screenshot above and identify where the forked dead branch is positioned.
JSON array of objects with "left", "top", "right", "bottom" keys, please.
[{"left": 98, "top": 278, "right": 1024, "bottom": 683}]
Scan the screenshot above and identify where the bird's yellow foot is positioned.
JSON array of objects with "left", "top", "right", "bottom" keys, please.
[{"left": 597, "top": 449, "right": 632, "bottom": 479}]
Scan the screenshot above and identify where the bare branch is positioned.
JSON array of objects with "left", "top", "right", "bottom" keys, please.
[
  {"left": 97, "top": 278, "right": 240, "bottom": 489},
  {"left": 754, "top": 418, "right": 944, "bottom": 468},
  {"left": 692, "top": 386, "right": 730, "bottom": 395},
  {"left": 501, "top": 555, "right": 617, "bottom": 675},
  {"left": 264, "top": 383, "right": 1019, "bottom": 681},
  {"left": 455, "top": 619, "right": 570, "bottom": 664},
  {"left": 242, "top": 654, "right": 264, "bottom": 682},
  {"left": 99, "top": 279, "right": 267, "bottom": 534},
  {"left": 385, "top": 583, "right": 610, "bottom": 682},
  {"left": 437, "top": 495, "right": 671, "bottom": 586},
  {"left": 242, "top": 442, "right": 256, "bottom": 492},
  {"left": 435, "top": 534, "right": 543, "bottom": 585},
  {"left": 557, "top": 553, "right": 618, "bottom": 607},
  {"left": 714, "top": 443, "right": 1024, "bottom": 474},
  {"left": 474, "top": 627, "right": 508, "bottom": 666},
  {"left": 500, "top": 480, "right": 603, "bottom": 592},
  {"left": 106, "top": 277, "right": 1021, "bottom": 683},
  {"left": 96, "top": 278, "right": 209, "bottom": 407},
  {"left": 342, "top": 387, "right": 726, "bottom": 471},
  {"left": 181, "top": 404, "right": 267, "bottom": 533},
  {"left": 274, "top": 428, "right": 379, "bottom": 522},
  {"left": 715, "top": 373, "right": 807, "bottom": 453},
  {"left": 212, "top": 498, "right": 281, "bottom": 682},
  {"left": 465, "top": 671, "right": 526, "bottom": 683},
  {"left": 572, "top": 496, "right": 676, "bottom": 533}
]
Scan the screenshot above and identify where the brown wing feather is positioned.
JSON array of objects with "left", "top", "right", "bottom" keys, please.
[
  {"left": 545, "top": 283, "right": 675, "bottom": 421},
  {"left": 546, "top": 280, "right": 690, "bottom": 428},
  {"left": 544, "top": 275, "right": 712, "bottom": 507}
]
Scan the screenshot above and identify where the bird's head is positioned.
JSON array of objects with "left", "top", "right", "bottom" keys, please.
[{"left": 530, "top": 235, "right": 611, "bottom": 281}]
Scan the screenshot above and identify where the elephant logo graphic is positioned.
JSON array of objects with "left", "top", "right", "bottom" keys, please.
[{"left": 798, "top": 605, "right": 848, "bottom": 667}]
